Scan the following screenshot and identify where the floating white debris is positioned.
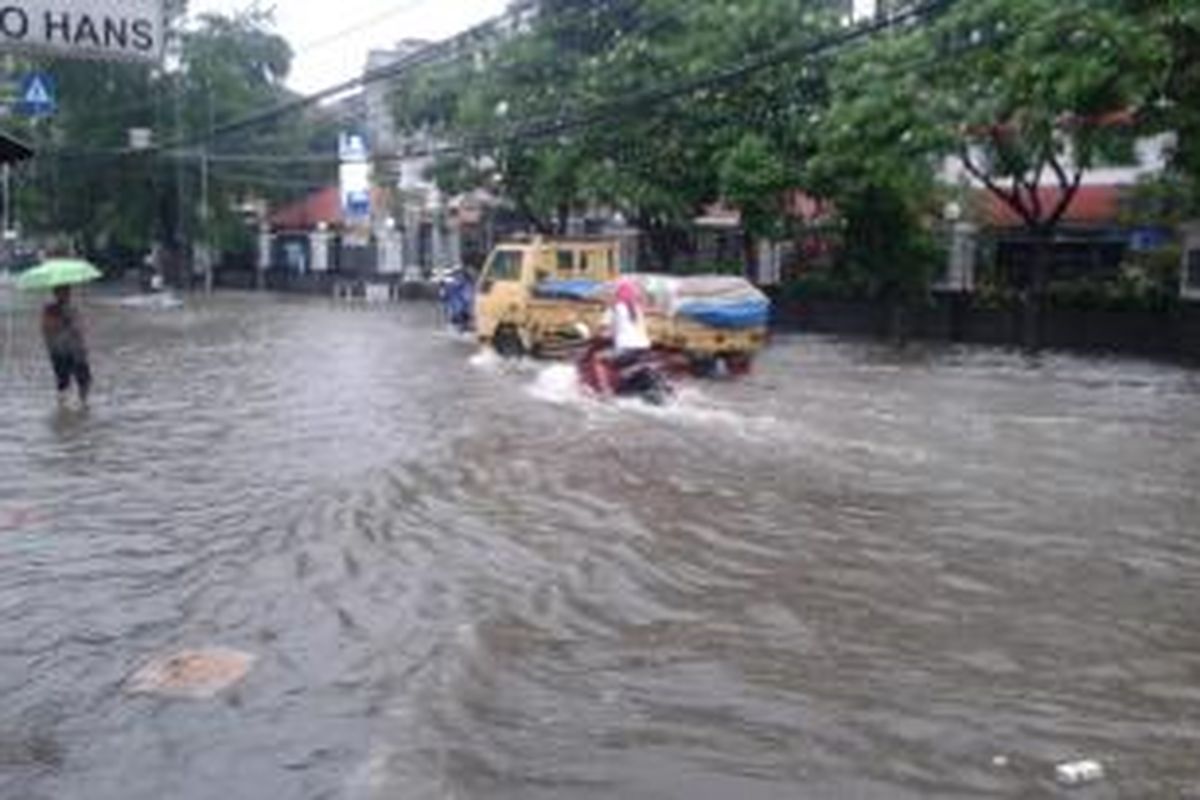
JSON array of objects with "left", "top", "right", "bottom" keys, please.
[
  {"left": 127, "top": 647, "right": 256, "bottom": 699},
  {"left": 1055, "top": 759, "right": 1105, "bottom": 787}
]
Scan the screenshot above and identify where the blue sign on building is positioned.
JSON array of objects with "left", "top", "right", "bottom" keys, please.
[
  {"left": 16, "top": 73, "right": 56, "bottom": 117},
  {"left": 1129, "top": 227, "right": 1171, "bottom": 253},
  {"left": 344, "top": 190, "right": 371, "bottom": 218}
]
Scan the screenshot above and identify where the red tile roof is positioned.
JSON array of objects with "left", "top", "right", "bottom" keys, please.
[
  {"left": 984, "top": 184, "right": 1123, "bottom": 228},
  {"left": 269, "top": 186, "right": 342, "bottom": 230}
]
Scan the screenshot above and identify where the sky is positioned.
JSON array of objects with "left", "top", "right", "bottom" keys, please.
[{"left": 190, "top": 0, "right": 510, "bottom": 94}]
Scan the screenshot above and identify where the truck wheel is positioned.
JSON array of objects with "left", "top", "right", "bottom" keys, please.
[
  {"left": 493, "top": 325, "right": 526, "bottom": 359},
  {"left": 724, "top": 353, "right": 752, "bottom": 376},
  {"left": 689, "top": 355, "right": 718, "bottom": 378}
]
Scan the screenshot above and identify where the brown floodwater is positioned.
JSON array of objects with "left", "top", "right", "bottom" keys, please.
[{"left": 1, "top": 288, "right": 1199, "bottom": 799}]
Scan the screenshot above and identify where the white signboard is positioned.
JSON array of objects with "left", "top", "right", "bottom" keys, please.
[
  {"left": 0, "top": 0, "right": 164, "bottom": 63},
  {"left": 339, "top": 132, "right": 371, "bottom": 224}
]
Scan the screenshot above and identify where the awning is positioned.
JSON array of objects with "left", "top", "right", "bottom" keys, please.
[{"left": 0, "top": 131, "right": 34, "bottom": 164}]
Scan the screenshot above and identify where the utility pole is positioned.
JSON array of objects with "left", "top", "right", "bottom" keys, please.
[
  {"left": 2, "top": 164, "right": 11, "bottom": 237},
  {"left": 200, "top": 145, "right": 211, "bottom": 293},
  {"left": 171, "top": 36, "right": 186, "bottom": 290},
  {"left": 1, "top": 55, "right": 12, "bottom": 246}
]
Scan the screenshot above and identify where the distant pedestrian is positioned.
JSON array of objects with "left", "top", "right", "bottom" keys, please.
[{"left": 41, "top": 285, "right": 91, "bottom": 407}]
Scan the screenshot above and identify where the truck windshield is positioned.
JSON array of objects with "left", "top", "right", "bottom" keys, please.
[{"left": 489, "top": 250, "right": 524, "bottom": 282}]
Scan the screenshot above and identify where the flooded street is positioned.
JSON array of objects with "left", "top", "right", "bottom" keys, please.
[{"left": 2, "top": 290, "right": 1200, "bottom": 799}]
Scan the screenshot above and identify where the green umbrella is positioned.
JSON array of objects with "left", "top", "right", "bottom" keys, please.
[{"left": 16, "top": 258, "right": 103, "bottom": 291}]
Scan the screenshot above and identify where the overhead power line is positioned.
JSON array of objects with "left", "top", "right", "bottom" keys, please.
[
  {"left": 395, "top": 0, "right": 958, "bottom": 160},
  {"left": 174, "top": 0, "right": 669, "bottom": 152},
  {"left": 160, "top": 0, "right": 540, "bottom": 151},
  {"left": 297, "top": 0, "right": 436, "bottom": 54},
  {"left": 57, "top": 0, "right": 958, "bottom": 171}
]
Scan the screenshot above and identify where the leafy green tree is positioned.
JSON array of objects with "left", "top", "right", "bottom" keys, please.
[
  {"left": 393, "top": 0, "right": 843, "bottom": 270},
  {"left": 812, "top": 0, "right": 1168, "bottom": 347},
  {"left": 936, "top": 0, "right": 1167, "bottom": 347},
  {"left": 806, "top": 28, "right": 946, "bottom": 331},
  {"left": 10, "top": 7, "right": 335, "bottom": 276},
  {"left": 718, "top": 133, "right": 790, "bottom": 276},
  {"left": 1124, "top": 0, "right": 1200, "bottom": 213},
  {"left": 175, "top": 11, "right": 335, "bottom": 262}
]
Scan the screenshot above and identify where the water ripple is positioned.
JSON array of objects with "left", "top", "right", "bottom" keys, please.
[{"left": 1, "top": 295, "right": 1198, "bottom": 798}]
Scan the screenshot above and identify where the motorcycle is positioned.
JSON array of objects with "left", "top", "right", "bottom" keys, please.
[
  {"left": 575, "top": 336, "right": 676, "bottom": 406},
  {"left": 438, "top": 268, "right": 475, "bottom": 333}
]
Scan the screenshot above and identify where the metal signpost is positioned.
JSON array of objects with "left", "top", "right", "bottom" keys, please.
[
  {"left": 0, "top": 1, "right": 165, "bottom": 255},
  {"left": 15, "top": 71, "right": 54, "bottom": 116}
]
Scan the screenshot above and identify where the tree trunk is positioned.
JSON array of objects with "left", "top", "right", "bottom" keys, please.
[
  {"left": 1023, "top": 230, "right": 1052, "bottom": 352},
  {"left": 880, "top": 281, "right": 909, "bottom": 346},
  {"left": 652, "top": 230, "right": 675, "bottom": 272},
  {"left": 516, "top": 198, "right": 552, "bottom": 235},
  {"left": 742, "top": 233, "right": 759, "bottom": 282},
  {"left": 639, "top": 216, "right": 678, "bottom": 272}
]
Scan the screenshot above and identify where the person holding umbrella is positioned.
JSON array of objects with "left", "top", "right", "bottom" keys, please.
[{"left": 17, "top": 257, "right": 101, "bottom": 407}]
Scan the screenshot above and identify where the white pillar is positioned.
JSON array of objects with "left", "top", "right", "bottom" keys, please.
[
  {"left": 257, "top": 224, "right": 271, "bottom": 271},
  {"left": 310, "top": 225, "right": 331, "bottom": 273},
  {"left": 755, "top": 239, "right": 781, "bottom": 286},
  {"left": 428, "top": 190, "right": 445, "bottom": 272},
  {"left": 378, "top": 229, "right": 403, "bottom": 274},
  {"left": 403, "top": 207, "right": 421, "bottom": 268},
  {"left": 946, "top": 222, "right": 978, "bottom": 292}
]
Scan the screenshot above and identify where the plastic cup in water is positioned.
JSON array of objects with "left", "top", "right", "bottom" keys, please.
[{"left": 1055, "top": 759, "right": 1105, "bottom": 786}]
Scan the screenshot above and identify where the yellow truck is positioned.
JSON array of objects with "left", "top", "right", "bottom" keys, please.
[{"left": 474, "top": 236, "right": 769, "bottom": 370}]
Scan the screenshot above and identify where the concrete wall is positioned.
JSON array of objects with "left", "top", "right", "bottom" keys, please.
[{"left": 777, "top": 295, "right": 1200, "bottom": 362}]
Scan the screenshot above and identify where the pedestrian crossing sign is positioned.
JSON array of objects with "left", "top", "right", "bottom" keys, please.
[{"left": 17, "top": 73, "right": 56, "bottom": 117}]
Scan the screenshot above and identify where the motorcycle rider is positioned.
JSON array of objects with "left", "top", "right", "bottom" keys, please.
[
  {"left": 605, "top": 279, "right": 649, "bottom": 353},
  {"left": 599, "top": 278, "right": 652, "bottom": 392}
]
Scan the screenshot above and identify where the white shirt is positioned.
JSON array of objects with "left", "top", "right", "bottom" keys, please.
[{"left": 605, "top": 303, "right": 651, "bottom": 352}]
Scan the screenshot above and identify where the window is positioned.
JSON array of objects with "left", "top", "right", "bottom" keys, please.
[
  {"left": 488, "top": 250, "right": 524, "bottom": 281},
  {"left": 1187, "top": 250, "right": 1200, "bottom": 291},
  {"left": 580, "top": 250, "right": 613, "bottom": 275},
  {"left": 556, "top": 251, "right": 575, "bottom": 274}
]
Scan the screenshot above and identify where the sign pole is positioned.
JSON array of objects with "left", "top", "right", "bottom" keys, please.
[
  {"left": 202, "top": 83, "right": 214, "bottom": 294},
  {"left": 2, "top": 164, "right": 10, "bottom": 236},
  {"left": 201, "top": 146, "right": 211, "bottom": 294}
]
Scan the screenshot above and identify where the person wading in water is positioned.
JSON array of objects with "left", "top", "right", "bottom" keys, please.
[{"left": 41, "top": 285, "right": 92, "bottom": 408}]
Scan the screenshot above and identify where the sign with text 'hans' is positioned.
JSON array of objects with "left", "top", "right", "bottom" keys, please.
[{"left": 0, "top": 0, "right": 164, "bottom": 63}]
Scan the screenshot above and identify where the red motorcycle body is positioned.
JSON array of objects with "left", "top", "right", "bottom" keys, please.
[{"left": 576, "top": 340, "right": 676, "bottom": 405}]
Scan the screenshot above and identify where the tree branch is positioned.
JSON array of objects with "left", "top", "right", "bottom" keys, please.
[
  {"left": 1047, "top": 150, "right": 1071, "bottom": 191},
  {"left": 1046, "top": 162, "right": 1085, "bottom": 229},
  {"left": 1026, "top": 158, "right": 1046, "bottom": 223},
  {"left": 960, "top": 146, "right": 1038, "bottom": 228}
]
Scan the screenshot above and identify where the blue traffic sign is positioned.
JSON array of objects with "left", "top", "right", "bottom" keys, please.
[{"left": 16, "top": 73, "right": 56, "bottom": 117}]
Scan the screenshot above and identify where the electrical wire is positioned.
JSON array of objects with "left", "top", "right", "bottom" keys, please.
[
  {"left": 165, "top": 0, "right": 952, "bottom": 156},
  {"left": 386, "top": 0, "right": 958, "bottom": 160},
  {"left": 178, "top": 0, "right": 683, "bottom": 152},
  {"left": 154, "top": 0, "right": 540, "bottom": 151},
  {"left": 296, "top": 0, "right": 438, "bottom": 54},
  {"left": 40, "top": 1, "right": 961, "bottom": 179}
]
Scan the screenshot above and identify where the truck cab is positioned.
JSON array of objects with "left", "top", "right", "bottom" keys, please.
[{"left": 474, "top": 236, "right": 620, "bottom": 356}]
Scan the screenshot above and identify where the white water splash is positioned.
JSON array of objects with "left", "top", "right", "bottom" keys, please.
[
  {"left": 469, "top": 348, "right": 543, "bottom": 376},
  {"left": 528, "top": 364, "right": 588, "bottom": 405},
  {"left": 524, "top": 362, "right": 790, "bottom": 444},
  {"left": 467, "top": 348, "right": 502, "bottom": 371}
]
